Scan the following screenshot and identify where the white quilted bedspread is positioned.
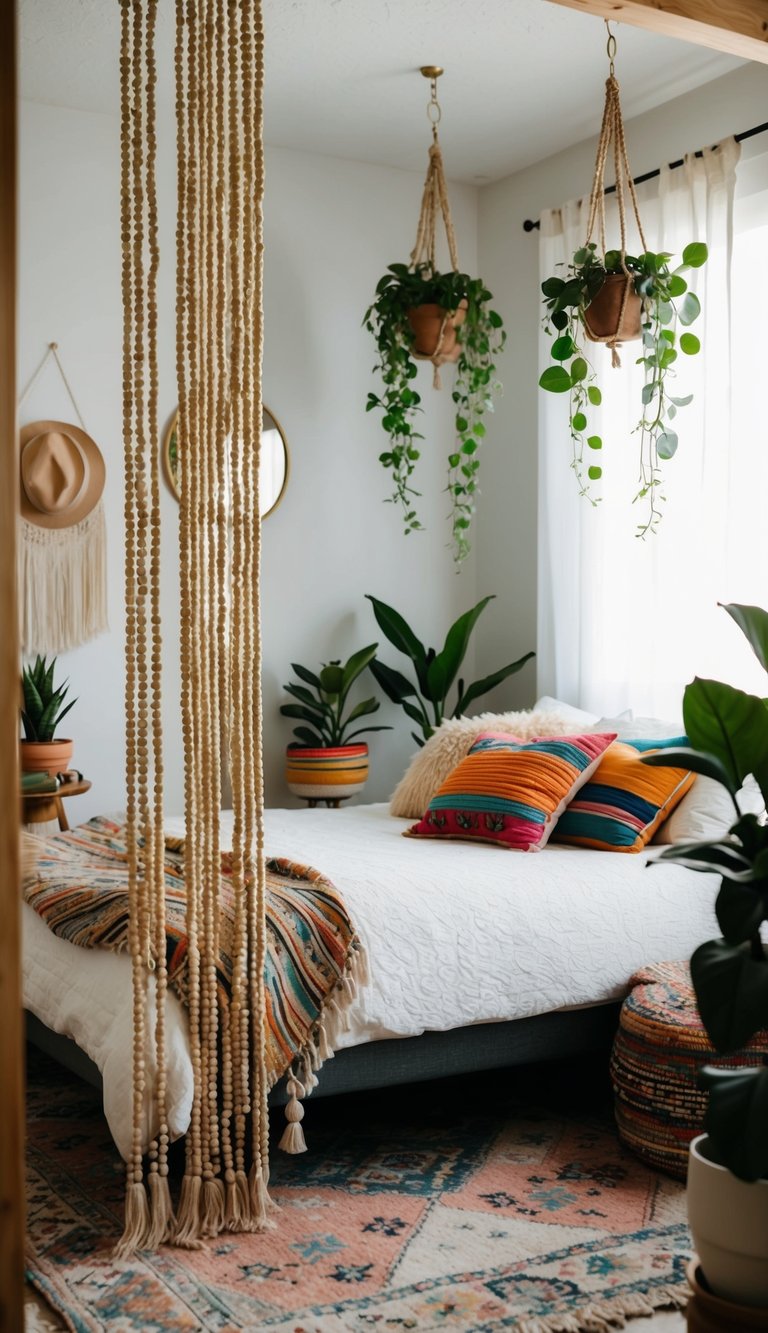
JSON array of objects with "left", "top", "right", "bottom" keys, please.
[{"left": 23, "top": 802, "right": 719, "bottom": 1158}]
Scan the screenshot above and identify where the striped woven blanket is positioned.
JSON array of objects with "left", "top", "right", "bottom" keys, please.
[{"left": 24, "top": 815, "right": 366, "bottom": 1093}]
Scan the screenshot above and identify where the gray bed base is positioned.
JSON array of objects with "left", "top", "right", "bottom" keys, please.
[{"left": 26, "top": 1003, "right": 620, "bottom": 1109}]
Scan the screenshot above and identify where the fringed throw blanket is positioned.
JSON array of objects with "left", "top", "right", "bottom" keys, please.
[{"left": 24, "top": 816, "right": 367, "bottom": 1150}]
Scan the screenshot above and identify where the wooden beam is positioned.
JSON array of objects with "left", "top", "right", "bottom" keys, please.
[
  {"left": 0, "top": 1, "right": 24, "bottom": 1330},
  {"left": 543, "top": 0, "right": 768, "bottom": 64}
]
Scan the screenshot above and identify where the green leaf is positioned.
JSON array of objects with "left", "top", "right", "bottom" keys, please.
[
  {"left": 344, "top": 697, "right": 381, "bottom": 724},
  {"left": 402, "top": 698, "right": 431, "bottom": 734},
  {"left": 703, "top": 1065, "right": 768, "bottom": 1182},
  {"left": 430, "top": 595, "right": 496, "bottom": 705},
  {"left": 680, "top": 332, "right": 700, "bottom": 355},
  {"left": 653, "top": 840, "right": 753, "bottom": 880},
  {"left": 551, "top": 310, "right": 568, "bottom": 331},
  {"left": 291, "top": 662, "right": 323, "bottom": 690},
  {"left": 587, "top": 465, "right": 602, "bottom": 480},
  {"left": 539, "top": 366, "right": 572, "bottom": 394},
  {"left": 551, "top": 335, "right": 576, "bottom": 362},
  {"left": 571, "top": 412, "right": 587, "bottom": 432},
  {"left": 541, "top": 276, "right": 565, "bottom": 297},
  {"left": 366, "top": 595, "right": 428, "bottom": 679},
  {"left": 683, "top": 677, "right": 768, "bottom": 804},
  {"left": 454, "top": 650, "right": 535, "bottom": 715},
  {"left": 570, "top": 357, "right": 588, "bottom": 383},
  {"left": 587, "top": 436, "right": 602, "bottom": 451},
  {"left": 280, "top": 702, "right": 328, "bottom": 724},
  {"left": 341, "top": 643, "right": 378, "bottom": 692},
  {"left": 368, "top": 657, "right": 418, "bottom": 705},
  {"left": 657, "top": 430, "right": 678, "bottom": 460},
  {"left": 344, "top": 724, "right": 392, "bottom": 742},
  {"left": 691, "top": 938, "right": 768, "bottom": 1052},
  {"left": 319, "top": 663, "right": 344, "bottom": 695},
  {"left": 283, "top": 683, "right": 331, "bottom": 712},
  {"left": 670, "top": 394, "right": 693, "bottom": 407},
  {"left": 716, "top": 877, "right": 768, "bottom": 943},
  {"left": 720, "top": 602, "right": 768, "bottom": 673},
  {"left": 682, "top": 241, "right": 708, "bottom": 269},
  {"left": 641, "top": 381, "right": 658, "bottom": 405},
  {"left": 667, "top": 274, "right": 687, "bottom": 297},
  {"left": 678, "top": 291, "right": 701, "bottom": 326},
  {"left": 587, "top": 385, "right": 602, "bottom": 406},
  {"left": 291, "top": 726, "right": 329, "bottom": 748}
]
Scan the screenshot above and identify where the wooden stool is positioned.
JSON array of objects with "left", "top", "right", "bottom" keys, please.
[{"left": 21, "top": 779, "right": 92, "bottom": 832}]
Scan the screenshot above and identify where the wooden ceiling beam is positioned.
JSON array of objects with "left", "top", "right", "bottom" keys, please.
[{"left": 543, "top": 0, "right": 768, "bottom": 64}]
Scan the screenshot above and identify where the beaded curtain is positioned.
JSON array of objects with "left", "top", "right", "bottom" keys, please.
[{"left": 118, "top": 0, "right": 270, "bottom": 1253}]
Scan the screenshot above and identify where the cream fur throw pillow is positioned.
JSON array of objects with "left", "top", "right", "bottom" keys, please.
[{"left": 389, "top": 710, "right": 578, "bottom": 819}]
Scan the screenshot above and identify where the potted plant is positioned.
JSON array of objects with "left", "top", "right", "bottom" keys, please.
[
  {"left": 539, "top": 241, "right": 707, "bottom": 537},
  {"left": 21, "top": 654, "right": 78, "bottom": 775},
  {"left": 281, "top": 644, "right": 391, "bottom": 805},
  {"left": 364, "top": 262, "right": 505, "bottom": 562},
  {"left": 366, "top": 593, "right": 534, "bottom": 746},
  {"left": 643, "top": 602, "right": 768, "bottom": 1311}
]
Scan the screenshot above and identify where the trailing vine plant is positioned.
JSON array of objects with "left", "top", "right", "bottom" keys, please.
[
  {"left": 540, "top": 240, "right": 707, "bottom": 535},
  {"left": 538, "top": 25, "right": 707, "bottom": 537},
  {"left": 364, "top": 262, "right": 504, "bottom": 561}
]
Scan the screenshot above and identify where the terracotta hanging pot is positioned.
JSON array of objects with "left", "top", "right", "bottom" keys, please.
[
  {"left": 407, "top": 300, "right": 467, "bottom": 365},
  {"left": 583, "top": 273, "right": 643, "bottom": 344},
  {"left": 21, "top": 737, "right": 74, "bottom": 777}
]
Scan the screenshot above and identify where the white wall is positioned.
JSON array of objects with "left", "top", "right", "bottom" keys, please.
[
  {"left": 474, "top": 61, "right": 768, "bottom": 708},
  {"left": 19, "top": 100, "right": 481, "bottom": 818}
]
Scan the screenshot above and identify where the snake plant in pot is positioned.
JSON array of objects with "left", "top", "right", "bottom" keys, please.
[
  {"left": 643, "top": 603, "right": 768, "bottom": 1308},
  {"left": 539, "top": 241, "right": 708, "bottom": 538},
  {"left": 21, "top": 654, "right": 78, "bottom": 775},
  {"left": 364, "top": 263, "right": 505, "bottom": 563},
  {"left": 281, "top": 644, "right": 391, "bottom": 804},
  {"left": 366, "top": 593, "right": 534, "bottom": 746}
]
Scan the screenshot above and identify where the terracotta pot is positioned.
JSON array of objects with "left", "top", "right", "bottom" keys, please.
[
  {"left": 687, "top": 1134, "right": 768, "bottom": 1309},
  {"left": 20, "top": 737, "right": 74, "bottom": 777},
  {"left": 285, "top": 743, "right": 369, "bottom": 804},
  {"left": 583, "top": 273, "right": 643, "bottom": 344},
  {"left": 686, "top": 1259, "right": 768, "bottom": 1331},
  {"left": 407, "top": 300, "right": 468, "bottom": 365}
]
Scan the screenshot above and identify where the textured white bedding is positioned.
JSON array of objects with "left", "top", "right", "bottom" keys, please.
[{"left": 23, "top": 802, "right": 719, "bottom": 1159}]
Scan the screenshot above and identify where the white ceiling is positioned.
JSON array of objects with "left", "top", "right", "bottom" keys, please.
[{"left": 20, "top": 0, "right": 744, "bottom": 183}]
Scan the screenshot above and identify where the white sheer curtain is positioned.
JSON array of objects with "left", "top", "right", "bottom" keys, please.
[{"left": 536, "top": 138, "right": 767, "bottom": 720}]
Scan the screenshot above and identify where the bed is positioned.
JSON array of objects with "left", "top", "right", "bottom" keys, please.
[{"left": 23, "top": 801, "right": 720, "bottom": 1159}]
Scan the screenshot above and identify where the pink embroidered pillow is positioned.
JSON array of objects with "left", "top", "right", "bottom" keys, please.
[{"left": 404, "top": 731, "right": 616, "bottom": 851}]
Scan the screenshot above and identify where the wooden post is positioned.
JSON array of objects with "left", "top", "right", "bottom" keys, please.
[
  {"left": 0, "top": 1, "right": 24, "bottom": 1329},
  {"left": 542, "top": 0, "right": 768, "bottom": 64}
]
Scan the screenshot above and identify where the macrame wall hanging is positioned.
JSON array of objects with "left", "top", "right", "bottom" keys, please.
[
  {"left": 18, "top": 342, "right": 108, "bottom": 655},
  {"left": 118, "top": 0, "right": 269, "bottom": 1254}
]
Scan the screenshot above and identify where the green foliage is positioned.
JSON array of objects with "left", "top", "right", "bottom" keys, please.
[
  {"left": 644, "top": 602, "right": 768, "bottom": 1181},
  {"left": 366, "top": 593, "right": 534, "bottom": 745},
  {"left": 364, "top": 263, "right": 506, "bottom": 563},
  {"left": 280, "top": 644, "right": 392, "bottom": 750},
  {"left": 538, "top": 242, "right": 707, "bottom": 537},
  {"left": 21, "top": 655, "right": 77, "bottom": 743}
]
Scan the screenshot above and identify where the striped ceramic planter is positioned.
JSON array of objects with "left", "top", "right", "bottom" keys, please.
[{"left": 285, "top": 743, "right": 369, "bottom": 803}]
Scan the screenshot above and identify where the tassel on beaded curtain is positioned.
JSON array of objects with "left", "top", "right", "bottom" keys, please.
[
  {"left": 410, "top": 68, "right": 461, "bottom": 388},
  {"left": 582, "top": 22, "right": 648, "bottom": 367},
  {"left": 117, "top": 0, "right": 269, "bottom": 1256}
]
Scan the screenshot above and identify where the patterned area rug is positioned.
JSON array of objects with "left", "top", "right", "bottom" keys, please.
[{"left": 26, "top": 1047, "right": 691, "bottom": 1332}]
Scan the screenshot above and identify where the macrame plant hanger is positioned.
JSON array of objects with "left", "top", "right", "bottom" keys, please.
[
  {"left": 410, "top": 66, "right": 461, "bottom": 388},
  {"left": 582, "top": 23, "right": 648, "bottom": 367},
  {"left": 17, "top": 342, "right": 108, "bottom": 654},
  {"left": 117, "top": 0, "right": 270, "bottom": 1255}
]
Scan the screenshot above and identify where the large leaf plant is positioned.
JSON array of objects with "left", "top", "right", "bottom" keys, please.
[
  {"left": 366, "top": 593, "right": 534, "bottom": 746},
  {"left": 280, "top": 644, "right": 391, "bottom": 749},
  {"left": 364, "top": 264, "right": 505, "bottom": 563},
  {"left": 643, "top": 602, "right": 768, "bottom": 1181},
  {"left": 21, "top": 655, "right": 77, "bottom": 742},
  {"left": 539, "top": 241, "right": 707, "bottom": 537}
]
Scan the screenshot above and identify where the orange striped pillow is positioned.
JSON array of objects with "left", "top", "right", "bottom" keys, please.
[{"left": 552, "top": 741, "right": 695, "bottom": 852}]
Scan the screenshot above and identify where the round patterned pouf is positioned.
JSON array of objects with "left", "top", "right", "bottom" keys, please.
[{"left": 610, "top": 960, "right": 768, "bottom": 1180}]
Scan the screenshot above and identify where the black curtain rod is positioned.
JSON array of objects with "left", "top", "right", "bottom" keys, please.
[{"left": 522, "top": 120, "right": 768, "bottom": 232}]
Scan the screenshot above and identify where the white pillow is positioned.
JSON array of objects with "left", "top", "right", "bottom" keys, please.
[
  {"left": 607, "top": 715, "right": 684, "bottom": 740},
  {"left": 655, "top": 776, "right": 764, "bottom": 844},
  {"left": 534, "top": 696, "right": 601, "bottom": 727}
]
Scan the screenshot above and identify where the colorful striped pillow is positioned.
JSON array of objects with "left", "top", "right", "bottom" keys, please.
[
  {"left": 552, "top": 740, "right": 695, "bottom": 852},
  {"left": 404, "top": 731, "right": 617, "bottom": 851}
]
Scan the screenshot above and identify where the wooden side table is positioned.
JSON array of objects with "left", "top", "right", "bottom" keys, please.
[{"left": 21, "top": 779, "right": 91, "bottom": 832}]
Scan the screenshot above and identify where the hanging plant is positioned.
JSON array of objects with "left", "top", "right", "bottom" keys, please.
[
  {"left": 538, "top": 32, "right": 707, "bottom": 538},
  {"left": 364, "top": 70, "right": 505, "bottom": 564}
]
